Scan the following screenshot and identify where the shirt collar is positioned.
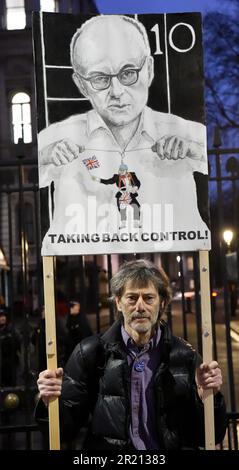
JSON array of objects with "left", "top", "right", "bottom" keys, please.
[
  {"left": 87, "top": 109, "right": 112, "bottom": 137},
  {"left": 140, "top": 106, "right": 158, "bottom": 143},
  {"left": 121, "top": 323, "right": 161, "bottom": 352},
  {"left": 86, "top": 106, "right": 158, "bottom": 145}
]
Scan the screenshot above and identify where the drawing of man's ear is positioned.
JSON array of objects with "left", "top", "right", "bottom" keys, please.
[
  {"left": 147, "top": 56, "right": 154, "bottom": 87},
  {"left": 72, "top": 72, "right": 88, "bottom": 98}
]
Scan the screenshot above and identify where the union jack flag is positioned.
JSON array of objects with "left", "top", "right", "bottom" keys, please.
[{"left": 83, "top": 155, "right": 100, "bottom": 170}]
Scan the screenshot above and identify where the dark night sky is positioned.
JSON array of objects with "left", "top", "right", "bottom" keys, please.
[{"left": 95, "top": 0, "right": 226, "bottom": 15}]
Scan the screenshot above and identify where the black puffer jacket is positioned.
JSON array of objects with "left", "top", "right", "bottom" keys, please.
[{"left": 36, "top": 320, "right": 226, "bottom": 450}]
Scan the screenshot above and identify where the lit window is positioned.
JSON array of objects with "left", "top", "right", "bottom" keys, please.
[
  {"left": 40, "top": 0, "right": 57, "bottom": 12},
  {"left": 6, "top": 0, "right": 26, "bottom": 30},
  {"left": 12, "top": 92, "right": 32, "bottom": 144}
]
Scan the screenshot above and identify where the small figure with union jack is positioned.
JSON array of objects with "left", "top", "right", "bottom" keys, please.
[{"left": 92, "top": 163, "right": 141, "bottom": 229}]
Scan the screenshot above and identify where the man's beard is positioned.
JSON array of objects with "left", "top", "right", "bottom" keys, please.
[{"left": 128, "top": 312, "right": 153, "bottom": 333}]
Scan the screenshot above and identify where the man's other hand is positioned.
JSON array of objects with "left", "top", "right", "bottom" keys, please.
[
  {"left": 91, "top": 175, "right": 100, "bottom": 182},
  {"left": 152, "top": 136, "right": 204, "bottom": 161},
  {"left": 196, "top": 361, "right": 223, "bottom": 396},
  {"left": 40, "top": 139, "right": 85, "bottom": 166},
  {"left": 37, "top": 368, "right": 63, "bottom": 407}
]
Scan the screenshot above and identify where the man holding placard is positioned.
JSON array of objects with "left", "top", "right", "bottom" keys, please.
[{"left": 36, "top": 259, "right": 226, "bottom": 450}]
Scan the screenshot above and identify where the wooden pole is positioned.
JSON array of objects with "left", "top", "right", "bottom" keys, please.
[
  {"left": 43, "top": 256, "right": 60, "bottom": 450},
  {"left": 199, "top": 250, "right": 215, "bottom": 450}
]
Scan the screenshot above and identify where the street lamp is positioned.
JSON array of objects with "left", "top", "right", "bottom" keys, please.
[{"left": 223, "top": 229, "right": 234, "bottom": 249}]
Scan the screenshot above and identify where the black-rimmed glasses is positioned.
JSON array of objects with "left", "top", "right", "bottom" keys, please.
[{"left": 76, "top": 56, "right": 147, "bottom": 91}]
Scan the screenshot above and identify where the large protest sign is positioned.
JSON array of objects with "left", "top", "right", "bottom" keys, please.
[
  {"left": 33, "top": 12, "right": 211, "bottom": 256},
  {"left": 33, "top": 13, "right": 215, "bottom": 450}
]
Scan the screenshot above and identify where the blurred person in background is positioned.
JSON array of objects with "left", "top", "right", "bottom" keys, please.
[
  {"left": 0, "top": 306, "right": 21, "bottom": 386},
  {"left": 65, "top": 299, "right": 92, "bottom": 362}
]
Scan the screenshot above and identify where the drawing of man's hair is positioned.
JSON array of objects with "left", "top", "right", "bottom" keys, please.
[{"left": 70, "top": 15, "right": 152, "bottom": 71}]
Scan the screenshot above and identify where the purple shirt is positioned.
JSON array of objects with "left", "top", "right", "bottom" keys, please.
[{"left": 121, "top": 325, "right": 162, "bottom": 450}]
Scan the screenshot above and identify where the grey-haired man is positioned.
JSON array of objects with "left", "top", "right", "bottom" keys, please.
[{"left": 37, "top": 259, "right": 226, "bottom": 450}]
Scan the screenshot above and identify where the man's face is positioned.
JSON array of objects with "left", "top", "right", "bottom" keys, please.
[
  {"left": 71, "top": 302, "right": 80, "bottom": 314},
  {"left": 73, "top": 18, "right": 154, "bottom": 128},
  {"left": 115, "top": 281, "right": 160, "bottom": 336}
]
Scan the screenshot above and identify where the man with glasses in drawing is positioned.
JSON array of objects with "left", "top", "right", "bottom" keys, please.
[{"left": 38, "top": 15, "right": 210, "bottom": 254}]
